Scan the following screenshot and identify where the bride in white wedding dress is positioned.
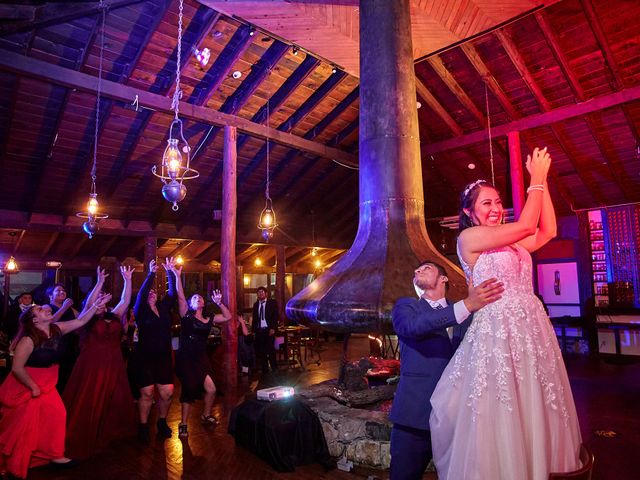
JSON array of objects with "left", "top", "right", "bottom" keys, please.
[{"left": 429, "top": 147, "right": 582, "bottom": 480}]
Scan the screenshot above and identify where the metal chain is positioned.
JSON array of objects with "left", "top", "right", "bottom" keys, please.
[
  {"left": 91, "top": 0, "right": 106, "bottom": 192},
  {"left": 265, "top": 99, "right": 271, "bottom": 201},
  {"left": 172, "top": 0, "right": 184, "bottom": 119},
  {"left": 485, "top": 82, "right": 495, "bottom": 186}
]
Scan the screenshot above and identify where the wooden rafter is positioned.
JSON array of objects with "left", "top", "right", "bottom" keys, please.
[
  {"left": 0, "top": 49, "right": 358, "bottom": 165},
  {"left": 101, "top": 5, "right": 220, "bottom": 202},
  {"left": 427, "top": 55, "right": 486, "bottom": 127},
  {"left": 41, "top": 232, "right": 60, "bottom": 259},
  {"left": 459, "top": 43, "right": 519, "bottom": 121},
  {"left": 423, "top": 84, "right": 640, "bottom": 154},
  {"left": 415, "top": 77, "right": 463, "bottom": 136},
  {"left": 0, "top": 0, "right": 147, "bottom": 36},
  {"left": 580, "top": 0, "right": 624, "bottom": 90}
]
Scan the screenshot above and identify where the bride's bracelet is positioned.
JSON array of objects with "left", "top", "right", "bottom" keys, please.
[{"left": 527, "top": 184, "right": 545, "bottom": 193}]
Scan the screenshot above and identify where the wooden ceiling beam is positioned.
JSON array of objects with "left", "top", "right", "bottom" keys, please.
[
  {"left": 580, "top": 0, "right": 624, "bottom": 90},
  {"left": 96, "top": 235, "right": 119, "bottom": 260},
  {"left": 423, "top": 84, "right": 640, "bottom": 154},
  {"left": 0, "top": 49, "right": 357, "bottom": 165},
  {"left": 415, "top": 77, "right": 463, "bottom": 136},
  {"left": 41, "top": 232, "right": 61, "bottom": 259},
  {"left": 26, "top": 10, "right": 105, "bottom": 214},
  {"left": 68, "top": 236, "right": 89, "bottom": 261},
  {"left": 427, "top": 55, "right": 486, "bottom": 127},
  {"left": 101, "top": 6, "right": 220, "bottom": 202},
  {"left": 0, "top": 0, "right": 147, "bottom": 36},
  {"left": 459, "top": 43, "right": 519, "bottom": 121},
  {"left": 189, "top": 241, "right": 215, "bottom": 260},
  {"left": 194, "top": 242, "right": 219, "bottom": 262},
  {"left": 534, "top": 11, "right": 631, "bottom": 201}
]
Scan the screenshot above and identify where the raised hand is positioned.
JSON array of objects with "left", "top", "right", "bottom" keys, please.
[
  {"left": 94, "top": 293, "right": 112, "bottom": 308},
  {"left": 526, "top": 146, "right": 551, "bottom": 184},
  {"left": 162, "top": 257, "right": 175, "bottom": 272},
  {"left": 149, "top": 259, "right": 158, "bottom": 273},
  {"left": 173, "top": 264, "right": 183, "bottom": 276},
  {"left": 211, "top": 289, "right": 222, "bottom": 305},
  {"left": 120, "top": 265, "right": 134, "bottom": 280},
  {"left": 96, "top": 266, "right": 109, "bottom": 283},
  {"left": 464, "top": 278, "right": 504, "bottom": 313},
  {"left": 62, "top": 298, "right": 74, "bottom": 309}
]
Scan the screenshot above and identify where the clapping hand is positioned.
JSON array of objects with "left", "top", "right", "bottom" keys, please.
[
  {"left": 94, "top": 293, "right": 112, "bottom": 309},
  {"left": 211, "top": 289, "right": 222, "bottom": 305},
  {"left": 525, "top": 146, "right": 551, "bottom": 183},
  {"left": 120, "top": 265, "right": 134, "bottom": 280}
]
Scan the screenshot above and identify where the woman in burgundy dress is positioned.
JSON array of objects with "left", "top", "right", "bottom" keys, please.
[
  {"left": 62, "top": 265, "right": 137, "bottom": 459},
  {"left": 172, "top": 263, "right": 231, "bottom": 438},
  {"left": 0, "top": 295, "right": 110, "bottom": 479}
]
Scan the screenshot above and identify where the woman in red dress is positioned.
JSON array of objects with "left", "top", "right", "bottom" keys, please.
[
  {"left": 0, "top": 294, "right": 110, "bottom": 479},
  {"left": 62, "top": 265, "right": 137, "bottom": 459}
]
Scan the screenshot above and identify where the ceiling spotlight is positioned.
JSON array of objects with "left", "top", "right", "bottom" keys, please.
[
  {"left": 292, "top": 46, "right": 299, "bottom": 56},
  {"left": 232, "top": 70, "right": 242, "bottom": 79},
  {"left": 175, "top": 254, "right": 184, "bottom": 265},
  {"left": 314, "top": 259, "right": 322, "bottom": 269},
  {"left": 416, "top": 101, "right": 422, "bottom": 109},
  {"left": 249, "top": 27, "right": 255, "bottom": 36},
  {"left": 255, "top": 258, "right": 262, "bottom": 267},
  {"left": 468, "top": 163, "right": 476, "bottom": 170},
  {"left": 331, "top": 66, "right": 337, "bottom": 74}
]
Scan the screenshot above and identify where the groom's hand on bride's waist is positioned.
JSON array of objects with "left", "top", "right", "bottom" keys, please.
[{"left": 463, "top": 278, "right": 504, "bottom": 312}]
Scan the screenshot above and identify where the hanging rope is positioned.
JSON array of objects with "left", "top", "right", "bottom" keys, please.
[
  {"left": 171, "top": 0, "right": 184, "bottom": 120},
  {"left": 484, "top": 82, "right": 495, "bottom": 186},
  {"left": 91, "top": 1, "right": 106, "bottom": 194}
]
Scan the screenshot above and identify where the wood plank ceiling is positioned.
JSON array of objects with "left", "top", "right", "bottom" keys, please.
[{"left": 0, "top": 0, "right": 639, "bottom": 271}]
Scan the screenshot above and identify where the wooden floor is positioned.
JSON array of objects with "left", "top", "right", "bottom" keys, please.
[{"left": 27, "top": 335, "right": 639, "bottom": 480}]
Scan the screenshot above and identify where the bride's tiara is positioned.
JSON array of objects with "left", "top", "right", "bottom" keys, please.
[{"left": 462, "top": 179, "right": 488, "bottom": 199}]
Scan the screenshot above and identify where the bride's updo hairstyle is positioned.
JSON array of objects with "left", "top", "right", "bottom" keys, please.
[{"left": 458, "top": 179, "right": 494, "bottom": 231}]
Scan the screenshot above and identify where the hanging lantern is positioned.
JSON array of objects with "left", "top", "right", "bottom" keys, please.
[
  {"left": 4, "top": 256, "right": 18, "bottom": 273},
  {"left": 76, "top": 4, "right": 109, "bottom": 238},
  {"left": 152, "top": 0, "right": 199, "bottom": 211},
  {"left": 257, "top": 99, "right": 277, "bottom": 242}
]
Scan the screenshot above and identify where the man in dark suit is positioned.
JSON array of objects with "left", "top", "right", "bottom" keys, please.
[
  {"left": 389, "top": 260, "right": 503, "bottom": 480},
  {"left": 252, "top": 286, "right": 279, "bottom": 374}
]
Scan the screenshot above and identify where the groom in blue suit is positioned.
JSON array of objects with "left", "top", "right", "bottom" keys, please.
[{"left": 389, "top": 260, "right": 503, "bottom": 480}]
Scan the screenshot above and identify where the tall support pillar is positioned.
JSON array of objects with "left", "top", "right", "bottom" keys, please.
[
  {"left": 508, "top": 131, "right": 525, "bottom": 220},
  {"left": 221, "top": 125, "right": 238, "bottom": 384},
  {"left": 275, "top": 245, "right": 286, "bottom": 325}
]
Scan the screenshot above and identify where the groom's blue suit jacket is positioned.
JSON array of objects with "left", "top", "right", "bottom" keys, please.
[{"left": 388, "top": 297, "right": 471, "bottom": 430}]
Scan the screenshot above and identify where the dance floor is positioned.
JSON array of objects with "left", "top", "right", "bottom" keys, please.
[{"left": 28, "top": 335, "right": 639, "bottom": 480}]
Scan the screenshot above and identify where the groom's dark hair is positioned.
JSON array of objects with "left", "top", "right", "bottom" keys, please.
[{"left": 416, "top": 260, "right": 448, "bottom": 279}]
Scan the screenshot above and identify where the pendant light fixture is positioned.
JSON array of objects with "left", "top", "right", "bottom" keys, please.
[
  {"left": 258, "top": 99, "right": 277, "bottom": 241},
  {"left": 76, "top": 1, "right": 109, "bottom": 238},
  {"left": 152, "top": 0, "right": 199, "bottom": 211}
]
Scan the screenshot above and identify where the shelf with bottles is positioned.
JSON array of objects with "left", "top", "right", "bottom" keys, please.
[{"left": 588, "top": 211, "right": 610, "bottom": 305}]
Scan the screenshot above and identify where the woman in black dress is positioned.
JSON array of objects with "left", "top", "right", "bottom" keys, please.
[
  {"left": 131, "top": 258, "right": 177, "bottom": 441},
  {"left": 172, "top": 264, "right": 231, "bottom": 438}
]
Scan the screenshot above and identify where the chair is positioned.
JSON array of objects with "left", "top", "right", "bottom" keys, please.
[{"left": 548, "top": 444, "right": 594, "bottom": 480}]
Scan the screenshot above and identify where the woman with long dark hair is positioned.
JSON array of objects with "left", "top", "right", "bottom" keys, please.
[
  {"left": 0, "top": 294, "right": 110, "bottom": 479},
  {"left": 62, "top": 265, "right": 137, "bottom": 459},
  {"left": 172, "top": 263, "right": 231, "bottom": 438},
  {"left": 429, "top": 147, "right": 582, "bottom": 479}
]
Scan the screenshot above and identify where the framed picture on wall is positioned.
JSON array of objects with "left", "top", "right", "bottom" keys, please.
[{"left": 536, "top": 262, "right": 580, "bottom": 306}]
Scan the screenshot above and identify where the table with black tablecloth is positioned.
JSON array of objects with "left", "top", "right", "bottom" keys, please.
[{"left": 228, "top": 396, "right": 332, "bottom": 472}]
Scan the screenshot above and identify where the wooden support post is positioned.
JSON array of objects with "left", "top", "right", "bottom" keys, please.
[
  {"left": 2, "top": 273, "right": 9, "bottom": 318},
  {"left": 221, "top": 126, "right": 238, "bottom": 383},
  {"left": 508, "top": 131, "right": 525, "bottom": 220},
  {"left": 275, "top": 245, "right": 286, "bottom": 326}
]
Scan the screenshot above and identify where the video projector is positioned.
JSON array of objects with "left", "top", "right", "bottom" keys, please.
[{"left": 256, "top": 386, "right": 295, "bottom": 402}]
